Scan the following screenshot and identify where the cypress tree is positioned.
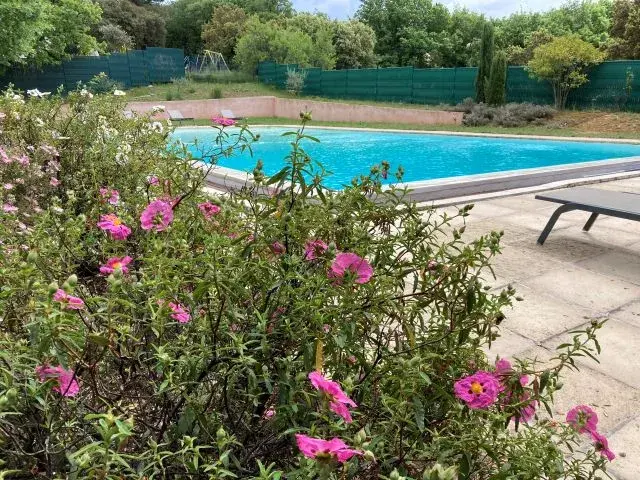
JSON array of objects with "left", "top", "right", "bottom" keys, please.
[
  {"left": 487, "top": 51, "right": 507, "bottom": 105},
  {"left": 475, "top": 22, "right": 495, "bottom": 103}
]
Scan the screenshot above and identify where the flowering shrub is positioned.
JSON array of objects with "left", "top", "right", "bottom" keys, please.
[{"left": 0, "top": 88, "right": 612, "bottom": 479}]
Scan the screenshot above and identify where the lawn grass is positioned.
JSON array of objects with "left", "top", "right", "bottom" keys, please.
[
  {"left": 127, "top": 78, "right": 451, "bottom": 110},
  {"left": 173, "top": 116, "right": 640, "bottom": 141}
]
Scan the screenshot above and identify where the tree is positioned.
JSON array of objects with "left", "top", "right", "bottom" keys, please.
[
  {"left": 98, "top": 23, "right": 135, "bottom": 52},
  {"left": 476, "top": 22, "right": 495, "bottom": 103},
  {"left": 97, "top": 0, "right": 166, "bottom": 49},
  {"left": 486, "top": 51, "right": 507, "bottom": 105},
  {"left": 333, "top": 20, "right": 377, "bottom": 69},
  {"left": 505, "top": 29, "right": 554, "bottom": 65},
  {"left": 608, "top": 0, "right": 640, "bottom": 59},
  {"left": 285, "top": 14, "right": 337, "bottom": 69},
  {"left": 527, "top": 34, "right": 605, "bottom": 108},
  {"left": 201, "top": 4, "right": 248, "bottom": 63},
  {"left": 0, "top": 0, "right": 102, "bottom": 72},
  {"left": 165, "top": 0, "right": 219, "bottom": 55}
]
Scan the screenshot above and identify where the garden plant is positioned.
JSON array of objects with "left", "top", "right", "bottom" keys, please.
[{"left": 0, "top": 88, "right": 614, "bottom": 479}]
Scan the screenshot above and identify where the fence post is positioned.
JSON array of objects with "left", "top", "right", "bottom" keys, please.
[
  {"left": 452, "top": 67, "right": 457, "bottom": 105},
  {"left": 345, "top": 69, "right": 349, "bottom": 100},
  {"left": 376, "top": 66, "right": 379, "bottom": 102}
]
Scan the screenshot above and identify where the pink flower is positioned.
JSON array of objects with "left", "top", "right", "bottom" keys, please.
[
  {"left": 3, "top": 183, "right": 13, "bottom": 190},
  {"left": 198, "top": 201, "right": 221, "bottom": 219},
  {"left": 2, "top": 203, "right": 18, "bottom": 213},
  {"left": 514, "top": 392, "right": 537, "bottom": 423},
  {"left": 168, "top": 302, "right": 191, "bottom": 323},
  {"left": 270, "top": 241, "right": 286, "bottom": 255},
  {"left": 99, "top": 256, "right": 132, "bottom": 275},
  {"left": 212, "top": 116, "right": 236, "bottom": 127},
  {"left": 264, "top": 407, "right": 276, "bottom": 419},
  {"left": 17, "top": 155, "right": 30, "bottom": 166},
  {"left": 329, "top": 252, "right": 373, "bottom": 284},
  {"left": 295, "top": 434, "right": 362, "bottom": 463},
  {"left": 454, "top": 371, "right": 501, "bottom": 409},
  {"left": 322, "top": 324, "right": 331, "bottom": 333},
  {"left": 99, "top": 187, "right": 120, "bottom": 205},
  {"left": 97, "top": 214, "right": 131, "bottom": 240},
  {"left": 590, "top": 430, "right": 615, "bottom": 461},
  {"left": 494, "top": 358, "right": 513, "bottom": 376},
  {"left": 148, "top": 175, "right": 160, "bottom": 186},
  {"left": 36, "top": 365, "right": 79, "bottom": 397},
  {"left": 309, "top": 371, "right": 357, "bottom": 423},
  {"left": 53, "top": 289, "right": 85, "bottom": 310},
  {"left": 0, "top": 147, "right": 10, "bottom": 164},
  {"left": 304, "top": 239, "right": 328, "bottom": 260},
  {"left": 140, "top": 200, "right": 173, "bottom": 232},
  {"left": 50, "top": 178, "right": 60, "bottom": 187},
  {"left": 566, "top": 405, "right": 598, "bottom": 434},
  {"left": 347, "top": 355, "right": 357, "bottom": 365}
]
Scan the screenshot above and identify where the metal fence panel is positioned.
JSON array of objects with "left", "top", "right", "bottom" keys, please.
[
  {"left": 0, "top": 48, "right": 185, "bottom": 92},
  {"left": 257, "top": 60, "right": 640, "bottom": 111}
]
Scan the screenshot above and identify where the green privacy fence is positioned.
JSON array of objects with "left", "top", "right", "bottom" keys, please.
[
  {"left": 258, "top": 60, "right": 640, "bottom": 111},
  {"left": 0, "top": 48, "right": 185, "bottom": 93}
]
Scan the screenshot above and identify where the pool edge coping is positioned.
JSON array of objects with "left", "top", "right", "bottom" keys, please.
[{"left": 176, "top": 124, "right": 640, "bottom": 145}]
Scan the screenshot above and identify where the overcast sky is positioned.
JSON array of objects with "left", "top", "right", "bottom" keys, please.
[{"left": 292, "top": 0, "right": 567, "bottom": 19}]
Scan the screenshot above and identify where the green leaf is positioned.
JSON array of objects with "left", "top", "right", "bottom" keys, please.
[
  {"left": 413, "top": 396, "right": 425, "bottom": 431},
  {"left": 87, "top": 333, "right": 109, "bottom": 346}
]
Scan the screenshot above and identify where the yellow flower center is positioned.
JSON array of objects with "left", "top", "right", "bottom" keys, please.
[
  {"left": 112, "top": 262, "right": 122, "bottom": 269},
  {"left": 112, "top": 218, "right": 122, "bottom": 226},
  {"left": 470, "top": 381, "right": 484, "bottom": 395}
]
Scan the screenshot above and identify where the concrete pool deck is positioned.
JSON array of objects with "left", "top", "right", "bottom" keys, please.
[{"left": 434, "top": 176, "right": 640, "bottom": 479}]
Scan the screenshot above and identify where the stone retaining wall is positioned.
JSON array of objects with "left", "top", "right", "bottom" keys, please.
[{"left": 127, "top": 96, "right": 462, "bottom": 126}]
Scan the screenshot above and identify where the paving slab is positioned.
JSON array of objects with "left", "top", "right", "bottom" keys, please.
[
  {"left": 501, "top": 283, "right": 596, "bottom": 342},
  {"left": 524, "top": 266, "right": 640, "bottom": 312},
  {"left": 607, "top": 415, "right": 640, "bottom": 480},
  {"left": 543, "top": 318, "right": 640, "bottom": 388},
  {"left": 577, "top": 249, "right": 640, "bottom": 286},
  {"left": 610, "top": 301, "right": 640, "bottom": 329}
]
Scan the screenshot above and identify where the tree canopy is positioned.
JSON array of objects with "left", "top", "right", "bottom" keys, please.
[{"left": 527, "top": 34, "right": 605, "bottom": 108}]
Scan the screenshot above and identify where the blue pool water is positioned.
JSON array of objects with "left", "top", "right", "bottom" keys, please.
[{"left": 172, "top": 127, "right": 640, "bottom": 189}]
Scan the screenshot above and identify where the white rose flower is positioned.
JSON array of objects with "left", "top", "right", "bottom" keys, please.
[{"left": 113, "top": 90, "right": 126, "bottom": 96}]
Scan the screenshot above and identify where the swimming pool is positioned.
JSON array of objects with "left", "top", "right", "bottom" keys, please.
[{"left": 173, "top": 127, "right": 640, "bottom": 190}]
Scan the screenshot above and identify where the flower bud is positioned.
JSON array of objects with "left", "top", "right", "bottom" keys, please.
[
  {"left": 355, "top": 429, "right": 367, "bottom": 444},
  {"left": 363, "top": 450, "right": 375, "bottom": 462},
  {"left": 48, "top": 281, "right": 59, "bottom": 295},
  {"left": 216, "top": 426, "right": 226, "bottom": 441},
  {"left": 389, "top": 469, "right": 401, "bottom": 480},
  {"left": 66, "top": 274, "right": 78, "bottom": 287},
  {"left": 27, "top": 251, "right": 38, "bottom": 263}
]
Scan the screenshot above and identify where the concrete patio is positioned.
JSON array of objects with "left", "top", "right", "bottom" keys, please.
[{"left": 437, "top": 176, "right": 640, "bottom": 479}]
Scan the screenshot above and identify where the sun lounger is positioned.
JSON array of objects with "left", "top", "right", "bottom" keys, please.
[
  {"left": 168, "top": 110, "right": 193, "bottom": 123},
  {"left": 220, "top": 109, "right": 238, "bottom": 119},
  {"left": 535, "top": 187, "right": 640, "bottom": 245}
]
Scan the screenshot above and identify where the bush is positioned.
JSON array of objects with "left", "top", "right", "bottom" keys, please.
[
  {"left": 86, "top": 72, "right": 123, "bottom": 95},
  {"left": 463, "top": 102, "right": 555, "bottom": 127},
  {"left": 211, "top": 87, "right": 223, "bottom": 99},
  {"left": 0, "top": 89, "right": 613, "bottom": 478},
  {"left": 286, "top": 68, "right": 307, "bottom": 95}
]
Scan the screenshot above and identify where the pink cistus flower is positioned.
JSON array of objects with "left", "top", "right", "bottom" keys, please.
[
  {"left": 99, "top": 187, "right": 120, "bottom": 205},
  {"left": 264, "top": 407, "right": 276, "bottom": 419},
  {"left": 97, "top": 214, "right": 131, "bottom": 240},
  {"left": 148, "top": 175, "right": 160, "bottom": 186},
  {"left": 2, "top": 203, "right": 18, "bottom": 213},
  {"left": 50, "top": 178, "right": 60, "bottom": 187},
  {"left": 140, "top": 200, "right": 173, "bottom": 232},
  {"left": 589, "top": 430, "right": 615, "bottom": 461},
  {"left": 36, "top": 365, "right": 79, "bottom": 397},
  {"left": 309, "top": 371, "right": 357, "bottom": 423},
  {"left": 270, "top": 241, "right": 286, "bottom": 255},
  {"left": 514, "top": 392, "right": 537, "bottom": 423},
  {"left": 566, "top": 405, "right": 599, "bottom": 434},
  {"left": 99, "top": 256, "right": 132, "bottom": 275},
  {"left": 295, "top": 434, "right": 362, "bottom": 463},
  {"left": 168, "top": 302, "right": 191, "bottom": 323},
  {"left": 141, "top": 198, "right": 173, "bottom": 228},
  {"left": 454, "top": 371, "right": 501, "bottom": 409},
  {"left": 53, "top": 289, "right": 85, "bottom": 310},
  {"left": 212, "top": 116, "right": 236, "bottom": 127},
  {"left": 494, "top": 358, "right": 513, "bottom": 376},
  {"left": 304, "top": 239, "right": 328, "bottom": 260},
  {"left": 198, "top": 201, "right": 221, "bottom": 220},
  {"left": 329, "top": 252, "right": 373, "bottom": 284}
]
